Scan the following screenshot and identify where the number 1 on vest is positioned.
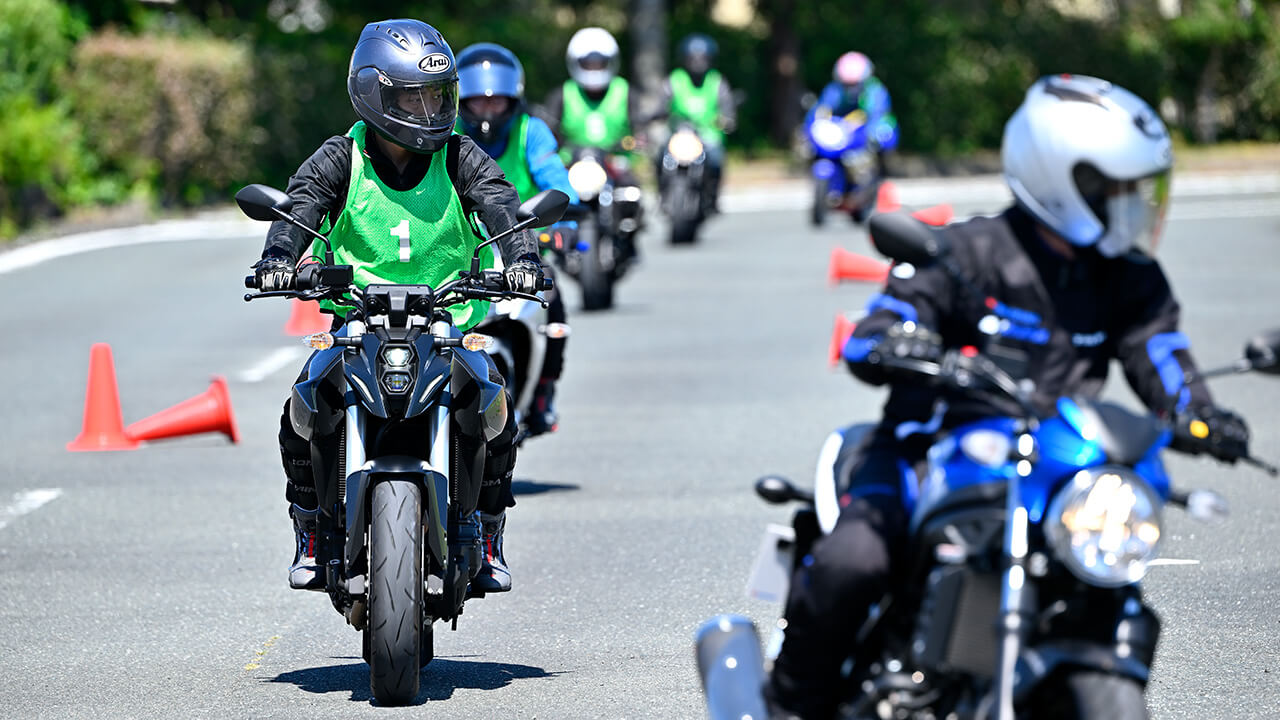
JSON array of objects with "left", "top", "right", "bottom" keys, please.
[{"left": 391, "top": 219, "right": 411, "bottom": 262}]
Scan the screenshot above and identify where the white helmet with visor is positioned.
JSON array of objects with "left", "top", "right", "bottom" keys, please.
[
  {"left": 566, "top": 27, "right": 620, "bottom": 93},
  {"left": 1002, "top": 74, "right": 1173, "bottom": 257}
]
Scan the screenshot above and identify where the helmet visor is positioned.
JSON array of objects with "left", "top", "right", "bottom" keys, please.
[
  {"left": 1074, "top": 164, "right": 1171, "bottom": 257},
  {"left": 382, "top": 80, "right": 458, "bottom": 129}
]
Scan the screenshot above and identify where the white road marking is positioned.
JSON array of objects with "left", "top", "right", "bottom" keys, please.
[
  {"left": 0, "top": 214, "right": 262, "bottom": 275},
  {"left": 0, "top": 489, "right": 63, "bottom": 531},
  {"left": 1149, "top": 558, "right": 1201, "bottom": 567},
  {"left": 721, "top": 171, "right": 1280, "bottom": 216},
  {"left": 237, "top": 347, "right": 307, "bottom": 384}
]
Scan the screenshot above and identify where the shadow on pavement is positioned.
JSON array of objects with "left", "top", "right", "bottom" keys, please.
[
  {"left": 511, "top": 479, "right": 580, "bottom": 496},
  {"left": 267, "top": 655, "right": 560, "bottom": 704}
]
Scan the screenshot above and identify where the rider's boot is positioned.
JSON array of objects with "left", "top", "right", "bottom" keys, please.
[
  {"left": 525, "top": 379, "right": 559, "bottom": 437},
  {"left": 472, "top": 510, "right": 512, "bottom": 593},
  {"left": 288, "top": 504, "right": 324, "bottom": 590}
]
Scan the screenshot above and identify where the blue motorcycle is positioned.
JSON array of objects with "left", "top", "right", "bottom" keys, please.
[
  {"left": 697, "top": 214, "right": 1280, "bottom": 719},
  {"left": 804, "top": 109, "right": 897, "bottom": 226}
]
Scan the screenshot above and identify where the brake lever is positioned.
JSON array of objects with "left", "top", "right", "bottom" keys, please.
[
  {"left": 1241, "top": 454, "right": 1280, "bottom": 477},
  {"left": 244, "top": 290, "right": 299, "bottom": 302}
]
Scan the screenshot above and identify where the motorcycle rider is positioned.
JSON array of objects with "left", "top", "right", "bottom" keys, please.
[
  {"left": 541, "top": 26, "right": 644, "bottom": 258},
  {"left": 456, "top": 41, "right": 580, "bottom": 437},
  {"left": 807, "top": 51, "right": 897, "bottom": 176},
  {"left": 765, "top": 74, "right": 1251, "bottom": 719},
  {"left": 251, "top": 19, "right": 544, "bottom": 596},
  {"left": 656, "top": 33, "right": 737, "bottom": 212}
]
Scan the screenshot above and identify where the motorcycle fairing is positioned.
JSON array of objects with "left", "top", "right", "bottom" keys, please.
[
  {"left": 290, "top": 346, "right": 345, "bottom": 441},
  {"left": 404, "top": 345, "right": 452, "bottom": 418},
  {"left": 343, "top": 455, "right": 450, "bottom": 573},
  {"left": 450, "top": 346, "right": 508, "bottom": 442},
  {"left": 343, "top": 333, "right": 389, "bottom": 419}
]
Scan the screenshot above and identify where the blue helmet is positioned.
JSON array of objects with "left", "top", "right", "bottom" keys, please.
[
  {"left": 347, "top": 19, "right": 458, "bottom": 154},
  {"left": 457, "top": 43, "right": 525, "bottom": 145},
  {"left": 678, "top": 34, "right": 718, "bottom": 77}
]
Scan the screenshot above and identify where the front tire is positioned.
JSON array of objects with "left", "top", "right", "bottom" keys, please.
[
  {"left": 365, "top": 480, "right": 423, "bottom": 706},
  {"left": 1031, "top": 671, "right": 1147, "bottom": 720},
  {"left": 578, "top": 219, "right": 614, "bottom": 311},
  {"left": 811, "top": 177, "right": 829, "bottom": 227}
]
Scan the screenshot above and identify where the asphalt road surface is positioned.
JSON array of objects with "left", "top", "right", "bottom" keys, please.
[{"left": 2, "top": 179, "right": 1278, "bottom": 719}]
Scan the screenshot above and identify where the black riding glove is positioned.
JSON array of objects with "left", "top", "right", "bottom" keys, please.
[
  {"left": 849, "top": 322, "right": 943, "bottom": 386},
  {"left": 1172, "top": 405, "right": 1250, "bottom": 463},
  {"left": 252, "top": 257, "right": 296, "bottom": 291},
  {"left": 503, "top": 254, "right": 544, "bottom": 294}
]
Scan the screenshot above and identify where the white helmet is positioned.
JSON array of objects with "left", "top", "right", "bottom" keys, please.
[
  {"left": 566, "top": 27, "right": 619, "bottom": 93},
  {"left": 1002, "top": 74, "right": 1173, "bottom": 257}
]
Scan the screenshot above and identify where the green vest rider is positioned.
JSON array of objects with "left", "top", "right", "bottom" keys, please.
[
  {"left": 318, "top": 122, "right": 493, "bottom": 330},
  {"left": 559, "top": 77, "right": 632, "bottom": 151},
  {"left": 669, "top": 68, "right": 724, "bottom": 146}
]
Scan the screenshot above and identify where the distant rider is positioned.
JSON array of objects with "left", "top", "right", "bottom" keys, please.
[
  {"left": 765, "top": 74, "right": 1251, "bottom": 719},
  {"left": 807, "top": 51, "right": 898, "bottom": 175},
  {"left": 456, "top": 41, "right": 579, "bottom": 437},
  {"left": 656, "top": 33, "right": 737, "bottom": 212},
  {"left": 251, "top": 19, "right": 543, "bottom": 596}
]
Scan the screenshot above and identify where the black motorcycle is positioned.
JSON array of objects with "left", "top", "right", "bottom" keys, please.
[
  {"left": 658, "top": 123, "right": 713, "bottom": 245},
  {"left": 697, "top": 213, "right": 1280, "bottom": 719},
  {"left": 236, "top": 184, "right": 567, "bottom": 706},
  {"left": 559, "top": 146, "right": 643, "bottom": 310}
]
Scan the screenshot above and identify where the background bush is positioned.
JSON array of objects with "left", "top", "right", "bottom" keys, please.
[{"left": 66, "top": 30, "right": 259, "bottom": 207}]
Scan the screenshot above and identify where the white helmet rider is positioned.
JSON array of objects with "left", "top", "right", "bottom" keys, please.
[
  {"left": 566, "top": 27, "right": 620, "bottom": 94},
  {"left": 1002, "top": 74, "right": 1173, "bottom": 258}
]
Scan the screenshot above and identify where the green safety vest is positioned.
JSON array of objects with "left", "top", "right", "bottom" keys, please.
[
  {"left": 318, "top": 121, "right": 492, "bottom": 330},
  {"left": 560, "top": 78, "right": 631, "bottom": 150},
  {"left": 494, "top": 114, "right": 538, "bottom": 202},
  {"left": 669, "top": 68, "right": 723, "bottom": 145}
]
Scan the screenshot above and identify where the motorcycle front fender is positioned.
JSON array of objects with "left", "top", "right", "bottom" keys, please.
[
  {"left": 812, "top": 158, "right": 839, "bottom": 182},
  {"left": 344, "top": 455, "right": 450, "bottom": 574},
  {"left": 1012, "top": 636, "right": 1155, "bottom": 704}
]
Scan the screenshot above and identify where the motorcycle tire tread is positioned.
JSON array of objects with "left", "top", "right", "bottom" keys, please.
[{"left": 367, "top": 480, "right": 424, "bottom": 706}]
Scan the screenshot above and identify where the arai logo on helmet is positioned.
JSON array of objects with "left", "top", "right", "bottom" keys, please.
[{"left": 419, "top": 53, "right": 451, "bottom": 73}]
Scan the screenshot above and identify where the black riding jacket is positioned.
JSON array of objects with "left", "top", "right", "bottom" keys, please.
[
  {"left": 847, "top": 205, "right": 1211, "bottom": 446},
  {"left": 260, "top": 131, "right": 538, "bottom": 264}
]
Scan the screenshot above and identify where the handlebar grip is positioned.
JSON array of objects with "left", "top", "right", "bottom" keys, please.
[
  {"left": 540, "top": 276, "right": 554, "bottom": 291},
  {"left": 244, "top": 275, "right": 257, "bottom": 289}
]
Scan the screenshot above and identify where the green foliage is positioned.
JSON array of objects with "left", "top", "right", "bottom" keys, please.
[{"left": 65, "top": 30, "right": 260, "bottom": 207}]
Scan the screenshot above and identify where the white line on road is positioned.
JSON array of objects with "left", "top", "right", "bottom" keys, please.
[
  {"left": 0, "top": 214, "right": 262, "bottom": 276},
  {"left": 237, "top": 347, "right": 307, "bottom": 384},
  {"left": 0, "top": 489, "right": 63, "bottom": 531},
  {"left": 1149, "top": 558, "right": 1201, "bottom": 567}
]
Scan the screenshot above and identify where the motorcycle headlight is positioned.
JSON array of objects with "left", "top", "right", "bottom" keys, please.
[
  {"left": 811, "top": 118, "right": 848, "bottom": 153},
  {"left": 381, "top": 345, "right": 412, "bottom": 368},
  {"left": 667, "top": 130, "right": 705, "bottom": 164},
  {"left": 568, "top": 159, "right": 608, "bottom": 201},
  {"left": 1045, "top": 466, "right": 1162, "bottom": 588}
]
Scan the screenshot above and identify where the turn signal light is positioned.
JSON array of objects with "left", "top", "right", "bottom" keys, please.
[
  {"left": 544, "top": 323, "right": 571, "bottom": 339},
  {"left": 462, "top": 333, "right": 495, "bottom": 351},
  {"left": 304, "top": 332, "right": 334, "bottom": 350}
]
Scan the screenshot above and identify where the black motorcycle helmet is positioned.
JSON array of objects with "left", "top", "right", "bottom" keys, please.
[
  {"left": 347, "top": 19, "right": 458, "bottom": 154},
  {"left": 678, "top": 34, "right": 718, "bottom": 82},
  {"left": 457, "top": 43, "right": 525, "bottom": 146}
]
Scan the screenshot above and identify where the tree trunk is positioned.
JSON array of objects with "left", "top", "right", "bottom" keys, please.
[
  {"left": 758, "top": 0, "right": 803, "bottom": 146},
  {"left": 1193, "top": 45, "right": 1221, "bottom": 144},
  {"left": 629, "top": 0, "right": 667, "bottom": 123}
]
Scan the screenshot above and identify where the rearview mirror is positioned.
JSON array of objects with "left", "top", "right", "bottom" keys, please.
[
  {"left": 517, "top": 189, "right": 570, "bottom": 227},
  {"left": 754, "top": 475, "right": 813, "bottom": 505},
  {"left": 235, "top": 184, "right": 293, "bottom": 221},
  {"left": 868, "top": 212, "right": 949, "bottom": 266},
  {"left": 1245, "top": 328, "right": 1280, "bottom": 375}
]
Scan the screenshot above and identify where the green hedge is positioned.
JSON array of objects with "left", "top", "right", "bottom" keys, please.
[{"left": 66, "top": 30, "right": 259, "bottom": 207}]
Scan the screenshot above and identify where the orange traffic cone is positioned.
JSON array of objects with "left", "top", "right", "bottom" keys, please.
[
  {"left": 68, "top": 343, "right": 139, "bottom": 452},
  {"left": 911, "top": 204, "right": 954, "bottom": 226},
  {"left": 828, "top": 314, "right": 858, "bottom": 367},
  {"left": 828, "top": 246, "right": 890, "bottom": 286},
  {"left": 125, "top": 376, "right": 240, "bottom": 445},
  {"left": 284, "top": 299, "right": 330, "bottom": 336},
  {"left": 875, "top": 181, "right": 901, "bottom": 213}
]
